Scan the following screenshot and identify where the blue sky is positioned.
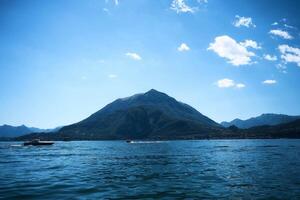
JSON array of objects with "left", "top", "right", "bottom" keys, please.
[{"left": 1, "top": 0, "right": 300, "bottom": 128}]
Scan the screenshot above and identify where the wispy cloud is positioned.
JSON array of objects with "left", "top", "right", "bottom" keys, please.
[
  {"left": 208, "top": 35, "right": 255, "bottom": 66},
  {"left": 103, "top": 8, "right": 110, "bottom": 14},
  {"left": 278, "top": 45, "right": 300, "bottom": 67},
  {"left": 216, "top": 78, "right": 245, "bottom": 89},
  {"left": 236, "top": 83, "right": 246, "bottom": 89},
  {"left": 276, "top": 63, "right": 287, "bottom": 74},
  {"left": 240, "top": 39, "right": 261, "bottom": 49},
  {"left": 271, "top": 19, "right": 295, "bottom": 29},
  {"left": 170, "top": 0, "right": 195, "bottom": 13},
  {"left": 269, "top": 29, "right": 293, "bottom": 40},
  {"left": 170, "top": 0, "right": 208, "bottom": 14},
  {"left": 105, "top": 0, "right": 119, "bottom": 6},
  {"left": 264, "top": 54, "right": 277, "bottom": 61},
  {"left": 262, "top": 80, "right": 277, "bottom": 84},
  {"left": 177, "top": 43, "right": 190, "bottom": 51},
  {"left": 108, "top": 74, "right": 118, "bottom": 79},
  {"left": 233, "top": 15, "right": 256, "bottom": 28},
  {"left": 125, "top": 52, "right": 142, "bottom": 60},
  {"left": 284, "top": 24, "right": 295, "bottom": 29},
  {"left": 97, "top": 59, "right": 105, "bottom": 64}
]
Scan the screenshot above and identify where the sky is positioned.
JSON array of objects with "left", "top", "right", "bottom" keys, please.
[{"left": 1, "top": 0, "right": 300, "bottom": 128}]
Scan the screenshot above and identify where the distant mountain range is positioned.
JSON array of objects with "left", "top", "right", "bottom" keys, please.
[
  {"left": 0, "top": 125, "right": 61, "bottom": 138},
  {"left": 16, "top": 89, "right": 300, "bottom": 141},
  {"left": 242, "top": 119, "right": 300, "bottom": 138},
  {"left": 0, "top": 125, "right": 32, "bottom": 138},
  {"left": 221, "top": 114, "right": 300, "bottom": 129}
]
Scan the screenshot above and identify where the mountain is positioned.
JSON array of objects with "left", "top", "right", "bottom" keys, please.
[
  {"left": 0, "top": 125, "right": 32, "bottom": 138},
  {"left": 221, "top": 114, "right": 300, "bottom": 129},
  {"left": 0, "top": 125, "right": 61, "bottom": 138},
  {"left": 18, "top": 89, "right": 223, "bottom": 140},
  {"left": 243, "top": 119, "right": 300, "bottom": 138},
  {"left": 16, "top": 90, "right": 300, "bottom": 141}
]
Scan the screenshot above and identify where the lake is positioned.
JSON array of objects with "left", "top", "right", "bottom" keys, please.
[{"left": 1, "top": 140, "right": 300, "bottom": 199}]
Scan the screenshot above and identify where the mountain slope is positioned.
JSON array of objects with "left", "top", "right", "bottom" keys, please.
[
  {"left": 19, "top": 89, "right": 222, "bottom": 140},
  {"left": 29, "top": 126, "right": 62, "bottom": 133},
  {"left": 221, "top": 114, "right": 300, "bottom": 129}
]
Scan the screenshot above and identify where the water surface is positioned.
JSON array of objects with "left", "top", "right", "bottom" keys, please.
[{"left": 1, "top": 140, "right": 300, "bottom": 199}]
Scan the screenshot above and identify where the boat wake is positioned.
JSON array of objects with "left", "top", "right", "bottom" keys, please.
[
  {"left": 128, "top": 141, "right": 166, "bottom": 144},
  {"left": 10, "top": 144, "right": 23, "bottom": 147}
]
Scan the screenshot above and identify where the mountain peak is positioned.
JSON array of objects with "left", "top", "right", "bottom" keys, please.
[
  {"left": 146, "top": 88, "right": 160, "bottom": 93},
  {"left": 260, "top": 113, "right": 276, "bottom": 116},
  {"left": 147, "top": 88, "right": 158, "bottom": 92},
  {"left": 144, "top": 89, "right": 167, "bottom": 96}
]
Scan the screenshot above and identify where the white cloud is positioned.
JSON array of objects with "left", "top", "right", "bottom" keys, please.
[
  {"left": 240, "top": 39, "right": 261, "bottom": 49},
  {"left": 217, "top": 78, "right": 235, "bottom": 88},
  {"left": 177, "top": 43, "right": 190, "bottom": 51},
  {"left": 208, "top": 35, "right": 255, "bottom": 66},
  {"left": 236, "top": 83, "right": 246, "bottom": 88},
  {"left": 170, "top": 0, "right": 208, "bottom": 14},
  {"left": 170, "top": 0, "right": 195, "bottom": 13},
  {"left": 272, "top": 22, "right": 278, "bottom": 26},
  {"left": 262, "top": 80, "right": 277, "bottom": 84},
  {"left": 233, "top": 15, "right": 256, "bottom": 28},
  {"left": 216, "top": 78, "right": 245, "bottom": 89},
  {"left": 269, "top": 29, "right": 293, "bottom": 40},
  {"left": 278, "top": 45, "right": 300, "bottom": 67},
  {"left": 125, "top": 52, "right": 142, "bottom": 60},
  {"left": 264, "top": 54, "right": 277, "bottom": 61}
]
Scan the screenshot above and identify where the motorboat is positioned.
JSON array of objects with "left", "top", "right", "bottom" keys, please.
[{"left": 24, "top": 139, "right": 54, "bottom": 146}]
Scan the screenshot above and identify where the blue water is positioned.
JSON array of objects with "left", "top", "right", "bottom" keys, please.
[{"left": 0, "top": 140, "right": 300, "bottom": 199}]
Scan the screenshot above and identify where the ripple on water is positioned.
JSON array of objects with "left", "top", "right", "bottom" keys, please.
[{"left": 0, "top": 140, "right": 300, "bottom": 199}]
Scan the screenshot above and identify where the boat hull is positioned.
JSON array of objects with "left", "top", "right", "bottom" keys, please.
[{"left": 24, "top": 142, "right": 54, "bottom": 146}]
